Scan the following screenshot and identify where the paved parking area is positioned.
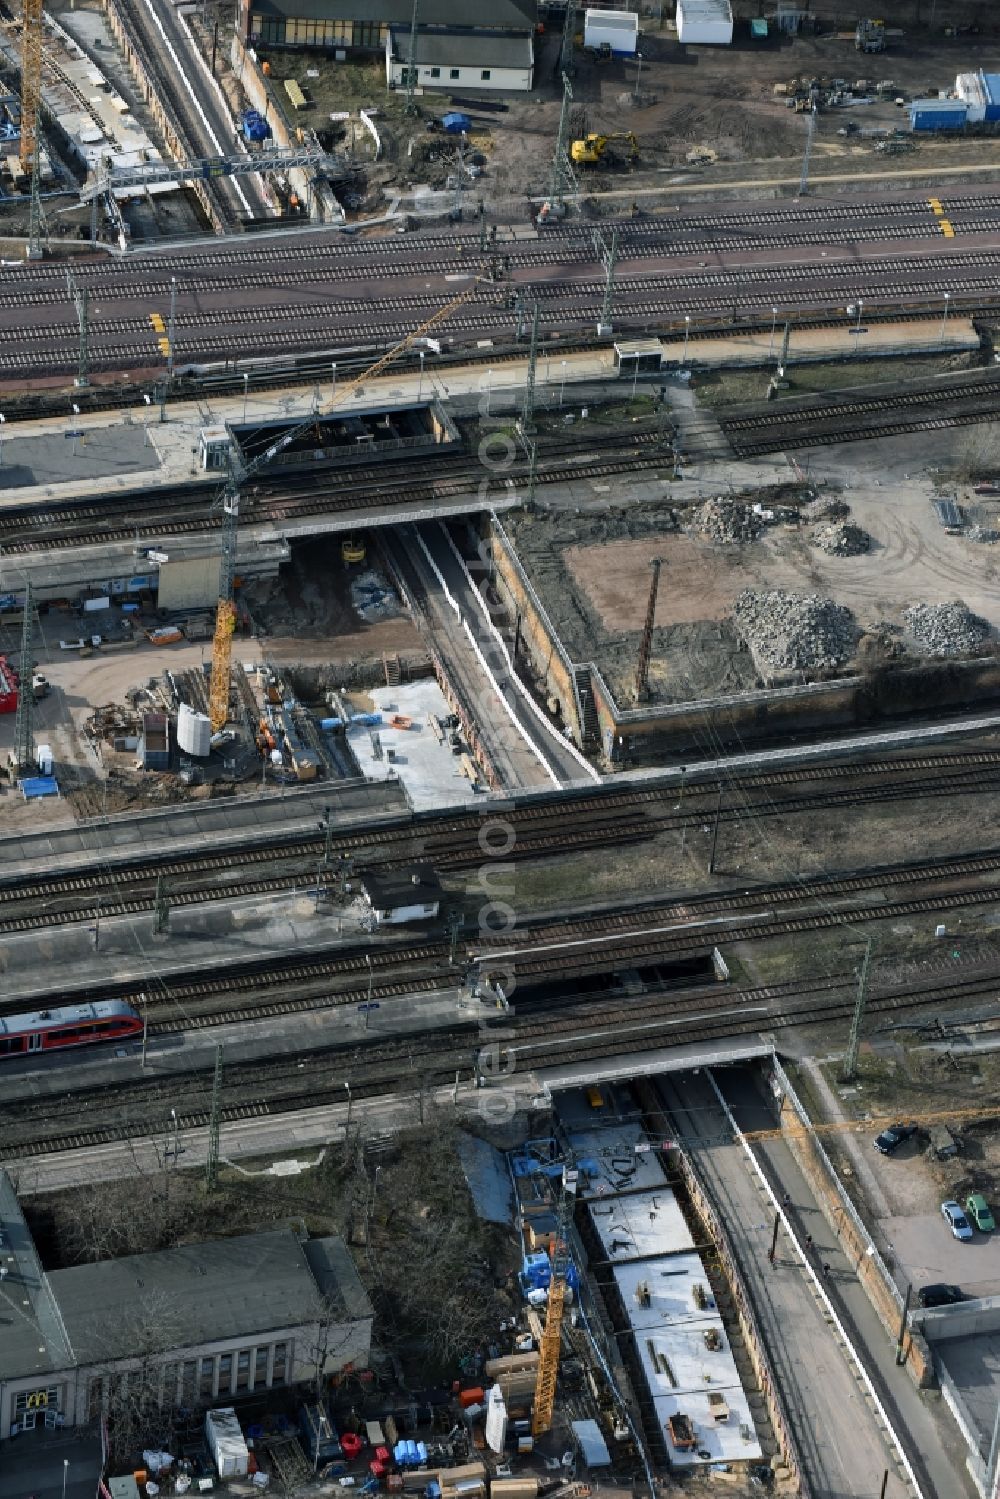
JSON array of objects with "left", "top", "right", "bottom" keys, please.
[{"left": 882, "top": 1211, "right": 1000, "bottom": 1299}]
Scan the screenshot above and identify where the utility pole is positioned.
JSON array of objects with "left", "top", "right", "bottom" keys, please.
[
  {"left": 559, "top": 0, "right": 576, "bottom": 76},
  {"left": 634, "top": 558, "right": 662, "bottom": 701},
  {"left": 153, "top": 875, "right": 170, "bottom": 935},
  {"left": 166, "top": 277, "right": 177, "bottom": 385},
  {"left": 778, "top": 319, "right": 792, "bottom": 376},
  {"left": 520, "top": 301, "right": 540, "bottom": 433},
  {"left": 66, "top": 272, "right": 90, "bottom": 388},
  {"left": 894, "top": 1283, "right": 912, "bottom": 1366},
  {"left": 320, "top": 806, "right": 334, "bottom": 868},
  {"left": 403, "top": 0, "right": 420, "bottom": 116},
  {"left": 13, "top": 580, "right": 35, "bottom": 774},
  {"left": 593, "top": 225, "right": 619, "bottom": 333},
  {"left": 205, "top": 1044, "right": 223, "bottom": 1192},
  {"left": 707, "top": 784, "right": 723, "bottom": 875},
  {"left": 548, "top": 73, "right": 576, "bottom": 209},
  {"left": 798, "top": 105, "right": 817, "bottom": 197},
  {"left": 450, "top": 132, "right": 466, "bottom": 222},
  {"left": 842, "top": 938, "right": 873, "bottom": 1081}
]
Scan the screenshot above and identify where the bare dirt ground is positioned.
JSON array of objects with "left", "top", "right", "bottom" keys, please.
[
  {"left": 512, "top": 457, "right": 1000, "bottom": 705},
  {"left": 241, "top": 0, "right": 1000, "bottom": 220}
]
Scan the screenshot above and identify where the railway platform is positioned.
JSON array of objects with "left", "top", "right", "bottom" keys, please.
[
  {"left": 1, "top": 778, "right": 407, "bottom": 878},
  {"left": 0, "top": 319, "right": 979, "bottom": 520}
]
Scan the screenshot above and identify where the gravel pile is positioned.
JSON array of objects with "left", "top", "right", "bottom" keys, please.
[
  {"left": 692, "top": 496, "right": 762, "bottom": 544},
  {"left": 812, "top": 521, "right": 871, "bottom": 557},
  {"left": 902, "top": 602, "right": 990, "bottom": 657},
  {"left": 733, "top": 589, "right": 858, "bottom": 671}
]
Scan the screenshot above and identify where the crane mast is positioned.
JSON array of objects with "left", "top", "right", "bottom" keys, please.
[
  {"left": 20, "top": 0, "right": 44, "bottom": 258},
  {"left": 531, "top": 1165, "right": 577, "bottom": 1436}
]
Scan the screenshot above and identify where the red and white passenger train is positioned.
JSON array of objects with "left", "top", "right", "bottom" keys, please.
[{"left": 0, "top": 1000, "right": 144, "bottom": 1058}]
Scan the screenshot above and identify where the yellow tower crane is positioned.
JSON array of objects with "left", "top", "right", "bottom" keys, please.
[
  {"left": 531, "top": 1164, "right": 578, "bottom": 1437},
  {"left": 208, "top": 279, "right": 483, "bottom": 732},
  {"left": 19, "top": 0, "right": 45, "bottom": 258}
]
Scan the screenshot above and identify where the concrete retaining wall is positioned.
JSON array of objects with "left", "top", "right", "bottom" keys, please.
[
  {"left": 489, "top": 507, "right": 1000, "bottom": 763},
  {"left": 101, "top": 0, "right": 225, "bottom": 235},
  {"left": 490, "top": 518, "right": 585, "bottom": 742},
  {"left": 230, "top": 34, "right": 343, "bottom": 223}
]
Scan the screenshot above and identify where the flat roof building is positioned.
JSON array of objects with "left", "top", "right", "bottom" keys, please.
[{"left": 0, "top": 1172, "right": 372, "bottom": 1444}]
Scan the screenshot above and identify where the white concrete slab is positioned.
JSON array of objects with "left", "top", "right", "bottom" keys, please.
[
  {"left": 612, "top": 1256, "right": 717, "bottom": 1331},
  {"left": 563, "top": 1122, "right": 669, "bottom": 1196},
  {"left": 589, "top": 1188, "right": 695, "bottom": 1262},
  {"left": 653, "top": 1389, "right": 762, "bottom": 1468},
  {"left": 346, "top": 680, "right": 480, "bottom": 811}
]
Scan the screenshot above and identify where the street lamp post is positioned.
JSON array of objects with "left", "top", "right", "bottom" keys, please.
[
  {"left": 170, "top": 1108, "right": 179, "bottom": 1163},
  {"left": 142, "top": 393, "right": 151, "bottom": 446},
  {"left": 855, "top": 298, "right": 864, "bottom": 333},
  {"left": 344, "top": 1080, "right": 352, "bottom": 1132},
  {"left": 485, "top": 367, "right": 492, "bottom": 416},
  {"left": 682, "top": 314, "right": 691, "bottom": 367},
  {"left": 418, "top": 350, "right": 425, "bottom": 401},
  {"left": 0, "top": 411, "right": 5, "bottom": 467},
  {"left": 768, "top": 306, "right": 778, "bottom": 360},
  {"left": 331, "top": 362, "right": 337, "bottom": 403},
  {"left": 941, "top": 291, "right": 951, "bottom": 342},
  {"left": 365, "top": 952, "right": 373, "bottom": 1030},
  {"left": 242, "top": 373, "right": 249, "bottom": 424},
  {"left": 634, "top": 52, "right": 643, "bottom": 100},
  {"left": 63, "top": 1458, "right": 69, "bottom": 1499},
  {"left": 559, "top": 359, "right": 567, "bottom": 407}
]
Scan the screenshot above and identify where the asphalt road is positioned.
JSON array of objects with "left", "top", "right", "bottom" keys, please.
[{"left": 3, "top": 185, "right": 1000, "bottom": 377}]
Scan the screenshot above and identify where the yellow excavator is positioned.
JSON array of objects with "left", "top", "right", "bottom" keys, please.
[{"left": 570, "top": 131, "right": 639, "bottom": 165}]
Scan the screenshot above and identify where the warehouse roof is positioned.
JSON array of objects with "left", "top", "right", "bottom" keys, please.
[
  {"left": 0, "top": 1171, "right": 75, "bottom": 1382},
  {"left": 49, "top": 1230, "right": 364, "bottom": 1364},
  {"left": 249, "top": 0, "right": 537, "bottom": 30},
  {"left": 388, "top": 27, "right": 534, "bottom": 67}
]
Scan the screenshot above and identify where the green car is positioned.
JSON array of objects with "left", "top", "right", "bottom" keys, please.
[{"left": 966, "top": 1194, "right": 995, "bottom": 1233}]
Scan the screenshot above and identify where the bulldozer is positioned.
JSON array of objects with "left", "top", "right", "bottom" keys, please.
[{"left": 570, "top": 131, "right": 639, "bottom": 165}]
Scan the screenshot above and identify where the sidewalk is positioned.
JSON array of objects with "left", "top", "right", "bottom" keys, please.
[
  {"left": 0, "top": 1428, "right": 102, "bottom": 1499},
  {"left": 716, "top": 1068, "right": 977, "bottom": 1499}
]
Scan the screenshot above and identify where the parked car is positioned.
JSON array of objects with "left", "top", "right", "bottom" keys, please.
[
  {"left": 873, "top": 1122, "right": 918, "bottom": 1155},
  {"left": 966, "top": 1194, "right": 995, "bottom": 1232},
  {"left": 942, "top": 1200, "right": 974, "bottom": 1242},
  {"left": 918, "top": 1283, "right": 967, "bottom": 1309}
]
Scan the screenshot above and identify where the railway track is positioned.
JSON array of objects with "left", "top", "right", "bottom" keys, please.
[
  {"left": 721, "top": 372, "right": 1000, "bottom": 455},
  {"left": 7, "top": 829, "right": 1000, "bottom": 1042},
  {"left": 2, "top": 753, "right": 1000, "bottom": 939},
  {"left": 5, "top": 228, "right": 1000, "bottom": 376},
  {"left": 5, "top": 951, "right": 1000, "bottom": 1162},
  {"left": 0, "top": 426, "right": 671, "bottom": 550}
]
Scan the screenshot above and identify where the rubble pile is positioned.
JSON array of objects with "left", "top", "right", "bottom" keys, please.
[
  {"left": 812, "top": 521, "right": 871, "bottom": 557},
  {"left": 903, "top": 602, "right": 990, "bottom": 657},
  {"left": 802, "top": 494, "right": 850, "bottom": 523},
  {"left": 733, "top": 589, "right": 858, "bottom": 671},
  {"left": 692, "top": 496, "right": 762, "bottom": 544}
]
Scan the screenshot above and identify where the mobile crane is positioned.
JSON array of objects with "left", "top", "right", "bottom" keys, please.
[{"left": 208, "top": 280, "right": 482, "bottom": 732}]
